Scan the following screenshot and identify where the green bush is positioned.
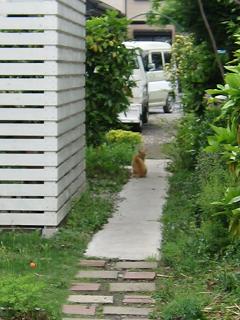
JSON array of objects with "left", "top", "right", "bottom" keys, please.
[
  {"left": 0, "top": 275, "right": 56, "bottom": 319},
  {"left": 86, "top": 11, "right": 136, "bottom": 146},
  {"left": 166, "top": 34, "right": 215, "bottom": 115},
  {"left": 86, "top": 142, "right": 135, "bottom": 178},
  {"left": 105, "top": 129, "right": 142, "bottom": 146},
  {"left": 168, "top": 112, "right": 214, "bottom": 170},
  {"left": 161, "top": 295, "right": 205, "bottom": 320}
]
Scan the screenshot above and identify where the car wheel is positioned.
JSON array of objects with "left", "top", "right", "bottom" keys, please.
[
  {"left": 163, "top": 94, "right": 174, "bottom": 113},
  {"left": 142, "top": 107, "right": 149, "bottom": 123},
  {"left": 134, "top": 120, "right": 143, "bottom": 132}
]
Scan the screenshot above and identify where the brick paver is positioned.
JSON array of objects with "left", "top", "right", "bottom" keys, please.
[
  {"left": 62, "top": 305, "right": 96, "bottom": 316},
  {"left": 123, "top": 271, "right": 156, "bottom": 280},
  {"left": 123, "top": 295, "right": 155, "bottom": 304},
  {"left": 79, "top": 259, "right": 106, "bottom": 267},
  {"left": 68, "top": 294, "right": 113, "bottom": 304},
  {"left": 103, "top": 306, "right": 152, "bottom": 316},
  {"left": 70, "top": 283, "right": 101, "bottom": 292},
  {"left": 115, "top": 261, "right": 158, "bottom": 269},
  {"left": 110, "top": 282, "right": 156, "bottom": 292},
  {"left": 63, "top": 259, "right": 158, "bottom": 319},
  {"left": 76, "top": 270, "right": 118, "bottom": 279}
]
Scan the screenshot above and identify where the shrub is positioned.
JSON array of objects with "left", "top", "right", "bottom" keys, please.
[
  {"left": 167, "top": 34, "right": 215, "bottom": 115},
  {"left": 105, "top": 129, "right": 142, "bottom": 146},
  {"left": 0, "top": 274, "right": 56, "bottom": 319},
  {"left": 86, "top": 142, "right": 135, "bottom": 178},
  {"left": 161, "top": 295, "right": 205, "bottom": 320},
  {"left": 86, "top": 11, "right": 136, "bottom": 146}
]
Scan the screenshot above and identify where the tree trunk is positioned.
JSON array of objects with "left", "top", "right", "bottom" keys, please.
[{"left": 197, "top": 0, "right": 225, "bottom": 80}]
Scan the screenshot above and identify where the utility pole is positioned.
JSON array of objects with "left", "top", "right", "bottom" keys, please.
[{"left": 125, "top": 0, "right": 127, "bottom": 17}]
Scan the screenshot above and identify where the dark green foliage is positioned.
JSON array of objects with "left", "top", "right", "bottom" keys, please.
[
  {"left": 161, "top": 295, "right": 205, "bottom": 320},
  {"left": 151, "top": 0, "right": 240, "bottom": 55},
  {"left": 0, "top": 275, "right": 50, "bottom": 320},
  {"left": 86, "top": 11, "right": 136, "bottom": 145},
  {"left": 86, "top": 142, "right": 135, "bottom": 178}
]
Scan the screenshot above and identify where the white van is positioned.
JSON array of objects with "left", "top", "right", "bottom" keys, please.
[
  {"left": 118, "top": 42, "right": 148, "bottom": 131},
  {"left": 126, "top": 41, "right": 175, "bottom": 113}
]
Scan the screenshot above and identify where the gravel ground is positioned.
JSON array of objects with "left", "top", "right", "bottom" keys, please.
[{"left": 142, "top": 104, "right": 182, "bottom": 159}]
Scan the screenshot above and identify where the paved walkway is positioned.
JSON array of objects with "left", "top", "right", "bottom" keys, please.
[
  {"left": 85, "top": 159, "right": 169, "bottom": 261},
  {"left": 62, "top": 259, "right": 157, "bottom": 319},
  {"left": 61, "top": 109, "right": 180, "bottom": 319}
]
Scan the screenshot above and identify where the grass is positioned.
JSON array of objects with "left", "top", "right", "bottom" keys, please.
[
  {"left": 0, "top": 169, "right": 130, "bottom": 319},
  {"left": 152, "top": 168, "right": 240, "bottom": 320}
]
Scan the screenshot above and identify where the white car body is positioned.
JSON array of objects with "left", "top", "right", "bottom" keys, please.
[
  {"left": 125, "top": 41, "right": 175, "bottom": 113},
  {"left": 118, "top": 42, "right": 148, "bottom": 131}
]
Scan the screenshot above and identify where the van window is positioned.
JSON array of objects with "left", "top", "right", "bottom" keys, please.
[
  {"left": 152, "top": 53, "right": 163, "bottom": 70},
  {"left": 134, "top": 57, "right": 140, "bottom": 69},
  {"left": 142, "top": 55, "right": 149, "bottom": 71},
  {"left": 164, "top": 52, "right": 171, "bottom": 64}
]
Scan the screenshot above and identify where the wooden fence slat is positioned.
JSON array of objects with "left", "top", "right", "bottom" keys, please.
[
  {"left": 0, "top": 62, "right": 85, "bottom": 76},
  {"left": 0, "top": 213, "right": 57, "bottom": 226},
  {"left": 0, "top": 138, "right": 57, "bottom": 152},
  {"left": 0, "top": 153, "right": 57, "bottom": 166},
  {"left": 0, "top": 77, "right": 84, "bottom": 91},
  {"left": 0, "top": 198, "right": 57, "bottom": 211},
  {"left": 0, "top": 108, "right": 57, "bottom": 121},
  {"left": 0, "top": 183, "right": 58, "bottom": 197},
  {"left": 0, "top": 1, "right": 58, "bottom": 15},
  {"left": 0, "top": 168, "right": 57, "bottom": 181}
]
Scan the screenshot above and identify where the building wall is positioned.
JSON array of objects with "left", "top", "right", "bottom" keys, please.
[
  {"left": 101, "top": 0, "right": 125, "bottom": 13},
  {"left": 127, "top": 0, "right": 151, "bottom": 20},
  {"left": 101, "top": 0, "right": 151, "bottom": 19},
  {"left": 0, "top": 0, "right": 86, "bottom": 228}
]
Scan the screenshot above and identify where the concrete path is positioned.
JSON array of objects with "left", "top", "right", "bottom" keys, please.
[{"left": 85, "top": 159, "right": 169, "bottom": 260}]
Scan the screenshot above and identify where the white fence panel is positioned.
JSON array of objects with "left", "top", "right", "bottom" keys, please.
[{"left": 0, "top": 0, "right": 86, "bottom": 228}]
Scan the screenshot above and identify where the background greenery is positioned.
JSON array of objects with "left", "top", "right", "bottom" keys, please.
[{"left": 86, "top": 11, "right": 136, "bottom": 146}]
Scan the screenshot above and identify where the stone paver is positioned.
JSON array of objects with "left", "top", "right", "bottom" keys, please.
[
  {"left": 121, "top": 318, "right": 149, "bottom": 320},
  {"left": 76, "top": 270, "right": 118, "bottom": 279},
  {"left": 70, "top": 283, "right": 101, "bottom": 292},
  {"left": 68, "top": 295, "right": 113, "bottom": 304},
  {"left": 110, "top": 282, "right": 155, "bottom": 292},
  {"left": 62, "top": 305, "right": 96, "bottom": 316},
  {"left": 115, "top": 261, "right": 158, "bottom": 269},
  {"left": 79, "top": 259, "right": 106, "bottom": 267},
  {"left": 123, "top": 271, "right": 156, "bottom": 280},
  {"left": 103, "top": 306, "right": 152, "bottom": 316},
  {"left": 123, "top": 295, "right": 155, "bottom": 304}
]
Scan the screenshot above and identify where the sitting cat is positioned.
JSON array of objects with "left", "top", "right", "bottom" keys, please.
[{"left": 132, "top": 149, "right": 147, "bottom": 178}]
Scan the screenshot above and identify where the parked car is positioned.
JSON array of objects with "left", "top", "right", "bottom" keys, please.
[
  {"left": 118, "top": 42, "right": 149, "bottom": 131},
  {"left": 125, "top": 41, "right": 175, "bottom": 113}
]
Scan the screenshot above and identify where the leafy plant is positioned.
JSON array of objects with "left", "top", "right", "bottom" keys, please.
[
  {"left": 212, "top": 186, "right": 240, "bottom": 238},
  {"left": 105, "top": 129, "right": 142, "bottom": 146},
  {"left": 86, "top": 11, "right": 136, "bottom": 146},
  {"left": 161, "top": 295, "right": 205, "bottom": 320},
  {"left": 165, "top": 34, "right": 214, "bottom": 114},
  {"left": 205, "top": 124, "right": 237, "bottom": 153},
  {"left": 86, "top": 142, "right": 135, "bottom": 178},
  {"left": 0, "top": 275, "right": 55, "bottom": 319}
]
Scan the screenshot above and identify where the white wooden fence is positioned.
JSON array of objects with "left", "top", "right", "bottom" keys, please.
[{"left": 0, "top": 0, "right": 86, "bottom": 228}]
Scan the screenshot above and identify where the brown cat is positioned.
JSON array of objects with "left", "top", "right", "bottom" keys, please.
[{"left": 132, "top": 149, "right": 147, "bottom": 178}]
